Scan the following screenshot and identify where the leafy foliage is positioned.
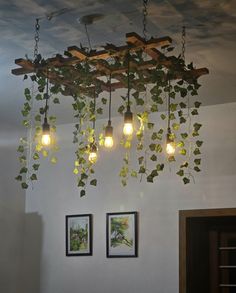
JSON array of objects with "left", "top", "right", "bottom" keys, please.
[{"left": 15, "top": 49, "right": 204, "bottom": 195}]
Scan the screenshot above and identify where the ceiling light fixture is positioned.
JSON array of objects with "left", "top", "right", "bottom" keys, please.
[
  {"left": 104, "top": 73, "right": 114, "bottom": 148},
  {"left": 123, "top": 53, "right": 134, "bottom": 136}
]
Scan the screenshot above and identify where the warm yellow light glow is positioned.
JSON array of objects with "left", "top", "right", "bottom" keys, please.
[
  {"left": 104, "top": 136, "right": 114, "bottom": 148},
  {"left": 123, "top": 122, "right": 134, "bottom": 136},
  {"left": 41, "top": 134, "right": 51, "bottom": 146},
  {"left": 166, "top": 142, "right": 175, "bottom": 155},
  {"left": 88, "top": 151, "right": 98, "bottom": 164}
]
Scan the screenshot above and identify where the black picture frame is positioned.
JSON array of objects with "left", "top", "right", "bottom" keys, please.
[
  {"left": 106, "top": 211, "right": 138, "bottom": 258},
  {"left": 66, "top": 214, "right": 93, "bottom": 256}
]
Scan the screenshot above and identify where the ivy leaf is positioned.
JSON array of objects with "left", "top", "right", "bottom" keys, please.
[
  {"left": 35, "top": 114, "right": 41, "bottom": 122},
  {"left": 97, "top": 107, "right": 103, "bottom": 114},
  {"left": 177, "top": 170, "right": 184, "bottom": 177},
  {"left": 161, "top": 114, "right": 166, "bottom": 120},
  {"left": 80, "top": 190, "right": 86, "bottom": 197},
  {"left": 90, "top": 179, "right": 97, "bottom": 186},
  {"left": 81, "top": 173, "right": 88, "bottom": 180},
  {"left": 78, "top": 180, "right": 85, "bottom": 187},
  {"left": 131, "top": 170, "right": 137, "bottom": 178},
  {"left": 149, "top": 143, "right": 156, "bottom": 151},
  {"left": 180, "top": 88, "right": 187, "bottom": 97},
  {"left": 196, "top": 140, "right": 203, "bottom": 147},
  {"left": 181, "top": 161, "right": 189, "bottom": 168},
  {"left": 17, "top": 145, "right": 24, "bottom": 153},
  {"left": 172, "top": 123, "right": 180, "bottom": 131},
  {"left": 33, "top": 153, "right": 40, "bottom": 160},
  {"left": 183, "top": 177, "right": 190, "bottom": 184},
  {"left": 170, "top": 103, "right": 178, "bottom": 112},
  {"left": 151, "top": 104, "right": 158, "bottom": 112},
  {"left": 21, "top": 182, "right": 29, "bottom": 189},
  {"left": 147, "top": 123, "right": 154, "bottom": 130},
  {"left": 194, "top": 101, "right": 202, "bottom": 108},
  {"left": 30, "top": 174, "right": 37, "bottom": 181},
  {"left": 121, "top": 179, "right": 127, "bottom": 186},
  {"left": 170, "top": 113, "right": 176, "bottom": 120},
  {"left": 51, "top": 157, "right": 57, "bottom": 164},
  {"left": 193, "top": 148, "right": 201, "bottom": 155},
  {"left": 147, "top": 175, "right": 154, "bottom": 183},
  {"left": 118, "top": 105, "right": 125, "bottom": 115},
  {"left": 179, "top": 149, "right": 187, "bottom": 156},
  {"left": 194, "top": 158, "right": 201, "bottom": 165},
  {"left": 151, "top": 132, "right": 158, "bottom": 140},
  {"left": 180, "top": 117, "right": 186, "bottom": 124},
  {"left": 138, "top": 156, "right": 144, "bottom": 165},
  {"left": 156, "top": 164, "right": 164, "bottom": 171},
  {"left": 35, "top": 94, "right": 42, "bottom": 101},
  {"left": 150, "top": 154, "right": 157, "bottom": 161},
  {"left": 177, "top": 141, "right": 185, "bottom": 148},
  {"left": 194, "top": 166, "right": 201, "bottom": 172},
  {"left": 151, "top": 169, "right": 159, "bottom": 177},
  {"left": 193, "top": 123, "right": 202, "bottom": 132},
  {"left": 101, "top": 98, "right": 107, "bottom": 104},
  {"left": 191, "top": 109, "right": 198, "bottom": 116},
  {"left": 179, "top": 102, "right": 186, "bottom": 109},
  {"left": 20, "top": 167, "right": 28, "bottom": 174},
  {"left": 139, "top": 166, "right": 146, "bottom": 174},
  {"left": 53, "top": 97, "right": 60, "bottom": 104},
  {"left": 33, "top": 164, "right": 40, "bottom": 171},
  {"left": 181, "top": 133, "right": 188, "bottom": 139},
  {"left": 15, "top": 175, "right": 22, "bottom": 181}
]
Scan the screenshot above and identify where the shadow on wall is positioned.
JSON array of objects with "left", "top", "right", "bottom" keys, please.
[{"left": 20, "top": 212, "right": 43, "bottom": 293}]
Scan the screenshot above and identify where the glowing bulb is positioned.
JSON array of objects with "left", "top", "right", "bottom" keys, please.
[
  {"left": 123, "top": 122, "right": 134, "bottom": 136},
  {"left": 166, "top": 142, "right": 175, "bottom": 155},
  {"left": 104, "top": 136, "right": 114, "bottom": 148},
  {"left": 123, "top": 106, "right": 133, "bottom": 136},
  {"left": 41, "top": 133, "right": 51, "bottom": 146},
  {"left": 88, "top": 151, "right": 97, "bottom": 164},
  {"left": 41, "top": 118, "right": 51, "bottom": 146}
]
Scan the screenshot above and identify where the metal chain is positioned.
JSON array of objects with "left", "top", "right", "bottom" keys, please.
[
  {"left": 181, "top": 25, "right": 186, "bottom": 61},
  {"left": 34, "top": 18, "right": 40, "bottom": 60},
  {"left": 142, "top": 0, "right": 149, "bottom": 40}
]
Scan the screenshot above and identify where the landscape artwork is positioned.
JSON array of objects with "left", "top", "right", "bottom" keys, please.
[
  {"left": 106, "top": 212, "right": 138, "bottom": 257},
  {"left": 66, "top": 214, "right": 92, "bottom": 256}
]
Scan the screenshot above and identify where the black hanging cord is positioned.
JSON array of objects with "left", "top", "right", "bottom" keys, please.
[
  {"left": 93, "top": 89, "right": 96, "bottom": 130},
  {"left": 167, "top": 78, "right": 171, "bottom": 130},
  {"left": 44, "top": 68, "right": 49, "bottom": 120},
  {"left": 108, "top": 73, "right": 112, "bottom": 122},
  {"left": 127, "top": 52, "right": 130, "bottom": 107}
]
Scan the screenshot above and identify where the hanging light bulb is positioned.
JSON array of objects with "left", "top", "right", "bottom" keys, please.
[
  {"left": 104, "top": 121, "right": 114, "bottom": 148},
  {"left": 41, "top": 117, "right": 51, "bottom": 146},
  {"left": 123, "top": 52, "right": 134, "bottom": 136},
  {"left": 104, "top": 74, "right": 114, "bottom": 148},
  {"left": 88, "top": 142, "right": 98, "bottom": 164},
  {"left": 166, "top": 128, "right": 175, "bottom": 156},
  {"left": 123, "top": 105, "right": 133, "bottom": 136},
  {"left": 41, "top": 72, "right": 51, "bottom": 146}
]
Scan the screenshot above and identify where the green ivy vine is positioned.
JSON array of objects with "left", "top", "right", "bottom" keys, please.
[{"left": 16, "top": 48, "right": 204, "bottom": 196}]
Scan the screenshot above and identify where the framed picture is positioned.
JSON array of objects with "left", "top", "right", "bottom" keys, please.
[
  {"left": 106, "top": 211, "right": 138, "bottom": 258},
  {"left": 66, "top": 214, "right": 92, "bottom": 256}
]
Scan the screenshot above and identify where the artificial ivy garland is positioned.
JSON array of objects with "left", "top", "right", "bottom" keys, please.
[{"left": 16, "top": 50, "right": 203, "bottom": 197}]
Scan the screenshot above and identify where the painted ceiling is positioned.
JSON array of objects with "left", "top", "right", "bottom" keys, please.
[{"left": 0, "top": 0, "right": 235, "bottom": 131}]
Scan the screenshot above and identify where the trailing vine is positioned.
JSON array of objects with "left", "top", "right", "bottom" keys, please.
[{"left": 15, "top": 43, "right": 205, "bottom": 196}]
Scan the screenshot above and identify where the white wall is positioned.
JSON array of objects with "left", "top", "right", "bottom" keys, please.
[
  {"left": 0, "top": 132, "right": 25, "bottom": 293},
  {"left": 25, "top": 102, "right": 236, "bottom": 293}
]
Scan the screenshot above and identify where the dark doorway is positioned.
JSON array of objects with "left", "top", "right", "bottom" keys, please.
[{"left": 179, "top": 208, "right": 236, "bottom": 293}]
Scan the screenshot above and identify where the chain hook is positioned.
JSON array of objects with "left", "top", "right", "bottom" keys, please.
[
  {"left": 142, "top": 0, "right": 149, "bottom": 40},
  {"left": 34, "top": 18, "right": 40, "bottom": 61}
]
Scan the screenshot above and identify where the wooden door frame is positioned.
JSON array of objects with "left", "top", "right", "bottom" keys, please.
[{"left": 179, "top": 208, "right": 236, "bottom": 293}]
